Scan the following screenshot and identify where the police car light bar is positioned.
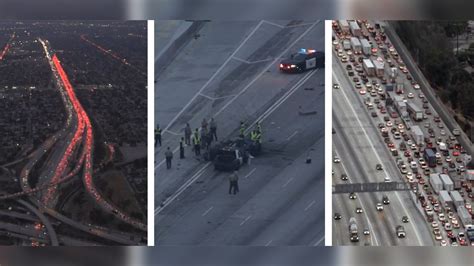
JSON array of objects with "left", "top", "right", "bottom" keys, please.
[{"left": 299, "top": 48, "right": 316, "bottom": 54}]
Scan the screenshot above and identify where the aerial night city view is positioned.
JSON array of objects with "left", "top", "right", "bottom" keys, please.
[
  {"left": 332, "top": 20, "right": 474, "bottom": 246},
  {"left": 0, "top": 21, "right": 147, "bottom": 246},
  {"left": 156, "top": 20, "right": 325, "bottom": 246}
]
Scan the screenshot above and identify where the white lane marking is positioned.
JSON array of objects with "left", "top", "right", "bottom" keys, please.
[
  {"left": 313, "top": 236, "right": 325, "bottom": 246},
  {"left": 161, "top": 20, "right": 264, "bottom": 133},
  {"left": 333, "top": 148, "right": 380, "bottom": 246},
  {"left": 232, "top": 56, "right": 274, "bottom": 64},
  {"left": 198, "top": 93, "right": 237, "bottom": 101},
  {"left": 304, "top": 200, "right": 316, "bottom": 212},
  {"left": 287, "top": 131, "right": 299, "bottom": 141},
  {"left": 265, "top": 239, "right": 273, "bottom": 246},
  {"left": 282, "top": 177, "right": 294, "bottom": 188},
  {"left": 244, "top": 168, "right": 257, "bottom": 179},
  {"left": 164, "top": 130, "right": 180, "bottom": 136},
  {"left": 240, "top": 215, "right": 252, "bottom": 226},
  {"left": 246, "top": 69, "right": 318, "bottom": 134},
  {"left": 155, "top": 21, "right": 320, "bottom": 170},
  {"left": 214, "top": 20, "right": 320, "bottom": 118},
  {"left": 262, "top": 20, "right": 285, "bottom": 28},
  {"left": 155, "top": 162, "right": 211, "bottom": 215},
  {"left": 334, "top": 73, "right": 423, "bottom": 245},
  {"left": 202, "top": 206, "right": 213, "bottom": 216}
]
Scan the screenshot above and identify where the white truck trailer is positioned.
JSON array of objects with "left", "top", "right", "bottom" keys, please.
[
  {"left": 430, "top": 174, "right": 443, "bottom": 194},
  {"left": 339, "top": 20, "right": 350, "bottom": 33},
  {"left": 349, "top": 21, "right": 361, "bottom": 37},
  {"left": 350, "top": 37, "right": 362, "bottom": 54},
  {"left": 439, "top": 190, "right": 454, "bottom": 210},
  {"left": 439, "top": 174, "right": 454, "bottom": 191},
  {"left": 362, "top": 58, "right": 375, "bottom": 76},
  {"left": 372, "top": 59, "right": 384, "bottom": 78},
  {"left": 407, "top": 102, "right": 423, "bottom": 121},
  {"left": 411, "top": 125, "right": 424, "bottom": 146},
  {"left": 360, "top": 38, "right": 371, "bottom": 56}
]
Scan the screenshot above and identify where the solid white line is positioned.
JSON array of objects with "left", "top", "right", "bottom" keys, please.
[
  {"left": 232, "top": 56, "right": 274, "bottom": 64},
  {"left": 304, "top": 200, "right": 316, "bottom": 212},
  {"left": 334, "top": 73, "right": 423, "bottom": 245},
  {"left": 202, "top": 206, "right": 213, "bottom": 216},
  {"left": 161, "top": 20, "right": 264, "bottom": 133},
  {"left": 262, "top": 20, "right": 285, "bottom": 29},
  {"left": 214, "top": 20, "right": 320, "bottom": 118},
  {"left": 199, "top": 93, "right": 237, "bottom": 100},
  {"left": 246, "top": 69, "right": 318, "bottom": 132},
  {"left": 313, "top": 236, "right": 325, "bottom": 246},
  {"left": 155, "top": 162, "right": 210, "bottom": 215},
  {"left": 333, "top": 150, "right": 380, "bottom": 246},
  {"left": 287, "top": 131, "right": 298, "bottom": 141},
  {"left": 240, "top": 215, "right": 252, "bottom": 226},
  {"left": 164, "top": 129, "right": 180, "bottom": 136},
  {"left": 282, "top": 177, "right": 294, "bottom": 188},
  {"left": 244, "top": 168, "right": 257, "bottom": 179},
  {"left": 198, "top": 93, "right": 214, "bottom": 100}
]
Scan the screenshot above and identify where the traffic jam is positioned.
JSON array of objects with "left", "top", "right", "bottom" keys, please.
[{"left": 332, "top": 20, "right": 474, "bottom": 246}]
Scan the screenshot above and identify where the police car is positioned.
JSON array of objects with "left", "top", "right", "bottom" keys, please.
[{"left": 279, "top": 49, "right": 325, "bottom": 73}]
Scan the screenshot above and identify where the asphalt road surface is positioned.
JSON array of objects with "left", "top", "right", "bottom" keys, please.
[
  {"left": 332, "top": 57, "right": 434, "bottom": 246},
  {"left": 156, "top": 20, "right": 325, "bottom": 246}
]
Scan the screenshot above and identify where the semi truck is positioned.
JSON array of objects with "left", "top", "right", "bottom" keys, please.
[
  {"left": 372, "top": 59, "right": 384, "bottom": 77},
  {"left": 411, "top": 125, "right": 424, "bottom": 146},
  {"left": 350, "top": 37, "right": 362, "bottom": 54},
  {"left": 349, "top": 21, "right": 361, "bottom": 37},
  {"left": 439, "top": 190, "right": 454, "bottom": 210},
  {"left": 429, "top": 173, "right": 443, "bottom": 194},
  {"left": 343, "top": 40, "right": 351, "bottom": 50},
  {"left": 457, "top": 206, "right": 472, "bottom": 228},
  {"left": 424, "top": 149, "right": 437, "bottom": 168},
  {"left": 439, "top": 174, "right": 454, "bottom": 191},
  {"left": 349, "top": 217, "right": 359, "bottom": 242},
  {"left": 339, "top": 20, "right": 350, "bottom": 33},
  {"left": 407, "top": 102, "right": 423, "bottom": 121},
  {"left": 360, "top": 38, "right": 371, "bottom": 56},
  {"left": 450, "top": 190, "right": 464, "bottom": 209},
  {"left": 363, "top": 58, "right": 375, "bottom": 76}
]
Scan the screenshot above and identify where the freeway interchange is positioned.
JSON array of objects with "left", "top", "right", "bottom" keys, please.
[
  {"left": 0, "top": 23, "right": 146, "bottom": 246},
  {"left": 156, "top": 20, "right": 325, "bottom": 246},
  {"left": 332, "top": 20, "right": 473, "bottom": 246}
]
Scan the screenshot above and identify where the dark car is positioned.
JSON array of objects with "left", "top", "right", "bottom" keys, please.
[
  {"left": 279, "top": 49, "right": 324, "bottom": 73},
  {"left": 214, "top": 148, "right": 247, "bottom": 171}
]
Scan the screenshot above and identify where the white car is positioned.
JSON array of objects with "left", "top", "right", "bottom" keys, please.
[
  {"left": 376, "top": 203, "right": 384, "bottom": 211},
  {"left": 413, "top": 84, "right": 420, "bottom": 90},
  {"left": 431, "top": 221, "right": 439, "bottom": 228},
  {"left": 407, "top": 92, "right": 414, "bottom": 98},
  {"left": 333, "top": 156, "right": 341, "bottom": 163},
  {"left": 440, "top": 239, "right": 448, "bottom": 246},
  {"left": 384, "top": 176, "right": 391, "bottom": 182}
]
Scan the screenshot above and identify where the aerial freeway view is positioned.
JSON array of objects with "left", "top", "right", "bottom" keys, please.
[
  {"left": 332, "top": 20, "right": 474, "bottom": 246},
  {"left": 156, "top": 20, "right": 325, "bottom": 245},
  {"left": 0, "top": 21, "right": 147, "bottom": 246}
]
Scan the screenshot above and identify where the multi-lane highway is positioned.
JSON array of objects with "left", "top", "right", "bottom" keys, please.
[
  {"left": 332, "top": 20, "right": 473, "bottom": 246},
  {"left": 0, "top": 33, "right": 145, "bottom": 245},
  {"left": 156, "top": 20, "right": 325, "bottom": 245}
]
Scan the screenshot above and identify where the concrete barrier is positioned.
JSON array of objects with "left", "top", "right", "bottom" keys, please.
[{"left": 155, "top": 21, "right": 205, "bottom": 78}]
